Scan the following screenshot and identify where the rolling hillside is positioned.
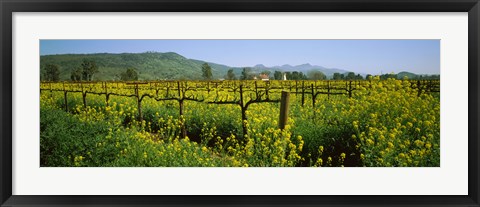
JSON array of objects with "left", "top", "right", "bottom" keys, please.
[
  {"left": 40, "top": 52, "right": 358, "bottom": 81},
  {"left": 40, "top": 52, "right": 435, "bottom": 81},
  {"left": 40, "top": 52, "right": 236, "bottom": 81}
]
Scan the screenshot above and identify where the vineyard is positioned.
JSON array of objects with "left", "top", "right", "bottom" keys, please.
[{"left": 40, "top": 78, "right": 440, "bottom": 167}]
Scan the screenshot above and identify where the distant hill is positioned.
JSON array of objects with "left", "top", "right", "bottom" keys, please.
[
  {"left": 253, "top": 63, "right": 350, "bottom": 78},
  {"left": 397, "top": 71, "right": 419, "bottom": 79},
  {"left": 40, "top": 52, "right": 435, "bottom": 81},
  {"left": 40, "top": 52, "right": 353, "bottom": 81},
  {"left": 40, "top": 52, "right": 235, "bottom": 81},
  {"left": 395, "top": 71, "right": 440, "bottom": 80}
]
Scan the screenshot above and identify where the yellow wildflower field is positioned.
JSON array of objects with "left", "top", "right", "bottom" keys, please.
[{"left": 40, "top": 78, "right": 440, "bottom": 167}]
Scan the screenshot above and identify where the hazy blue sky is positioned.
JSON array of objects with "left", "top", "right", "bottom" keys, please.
[{"left": 40, "top": 40, "right": 440, "bottom": 75}]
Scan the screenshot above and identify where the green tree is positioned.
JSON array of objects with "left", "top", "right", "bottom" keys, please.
[
  {"left": 43, "top": 64, "right": 60, "bottom": 81},
  {"left": 333, "top": 72, "right": 344, "bottom": 80},
  {"left": 201, "top": 63, "right": 213, "bottom": 80},
  {"left": 241, "top": 67, "right": 252, "bottom": 80},
  {"left": 308, "top": 70, "right": 327, "bottom": 80},
  {"left": 285, "top": 71, "right": 307, "bottom": 80},
  {"left": 299, "top": 72, "right": 307, "bottom": 80},
  {"left": 273, "top": 71, "right": 283, "bottom": 80},
  {"left": 225, "top": 69, "right": 236, "bottom": 80},
  {"left": 120, "top": 68, "right": 139, "bottom": 81},
  {"left": 380, "top": 73, "right": 397, "bottom": 80},
  {"left": 81, "top": 59, "right": 98, "bottom": 81},
  {"left": 70, "top": 68, "right": 82, "bottom": 81},
  {"left": 291, "top": 71, "right": 300, "bottom": 80},
  {"left": 346, "top": 72, "right": 356, "bottom": 80},
  {"left": 260, "top": 70, "right": 271, "bottom": 76}
]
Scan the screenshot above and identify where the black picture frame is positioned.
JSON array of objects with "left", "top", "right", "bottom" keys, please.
[{"left": 1, "top": 0, "right": 479, "bottom": 206}]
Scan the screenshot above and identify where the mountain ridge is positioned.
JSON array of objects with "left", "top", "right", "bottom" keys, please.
[{"left": 40, "top": 52, "right": 434, "bottom": 81}]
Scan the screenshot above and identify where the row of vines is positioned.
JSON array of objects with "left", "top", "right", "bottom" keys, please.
[{"left": 40, "top": 78, "right": 440, "bottom": 167}]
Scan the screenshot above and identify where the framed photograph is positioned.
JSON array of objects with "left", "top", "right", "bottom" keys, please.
[{"left": 1, "top": 0, "right": 479, "bottom": 206}]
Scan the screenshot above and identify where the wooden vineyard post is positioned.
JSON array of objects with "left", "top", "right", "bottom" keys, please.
[
  {"left": 279, "top": 91, "right": 290, "bottom": 130},
  {"left": 177, "top": 82, "right": 186, "bottom": 138},
  {"left": 177, "top": 81, "right": 186, "bottom": 138},
  {"left": 240, "top": 84, "right": 247, "bottom": 138},
  {"left": 81, "top": 82, "right": 87, "bottom": 109},
  {"left": 348, "top": 81, "right": 353, "bottom": 98},
  {"left": 265, "top": 81, "right": 270, "bottom": 99},
  {"left": 104, "top": 82, "right": 109, "bottom": 107},
  {"left": 63, "top": 82, "right": 68, "bottom": 112},
  {"left": 301, "top": 81, "right": 305, "bottom": 107},
  {"left": 135, "top": 84, "right": 143, "bottom": 122},
  {"left": 177, "top": 82, "right": 182, "bottom": 120},
  {"left": 311, "top": 84, "right": 315, "bottom": 108},
  {"left": 207, "top": 81, "right": 210, "bottom": 94}
]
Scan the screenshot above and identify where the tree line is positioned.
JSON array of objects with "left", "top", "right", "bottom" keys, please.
[
  {"left": 42, "top": 60, "right": 139, "bottom": 82},
  {"left": 216, "top": 65, "right": 440, "bottom": 81},
  {"left": 216, "top": 64, "right": 363, "bottom": 81},
  {"left": 42, "top": 61, "right": 439, "bottom": 82}
]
